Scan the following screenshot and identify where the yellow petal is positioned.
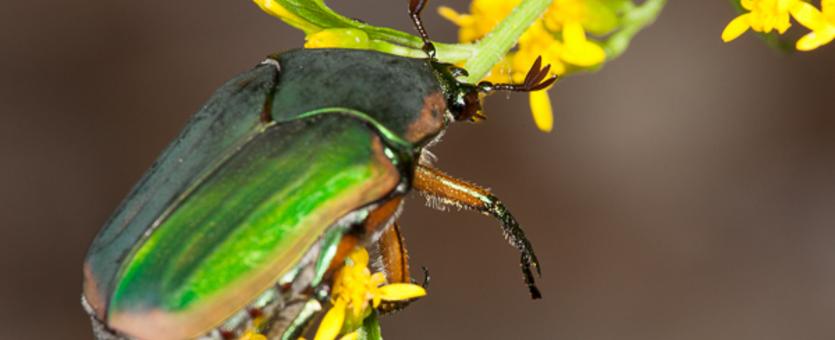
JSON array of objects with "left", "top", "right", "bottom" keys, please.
[
  {"left": 529, "top": 90, "right": 554, "bottom": 133},
  {"left": 252, "top": 0, "right": 319, "bottom": 33},
  {"left": 562, "top": 21, "right": 587, "bottom": 47},
  {"left": 824, "top": 0, "right": 835, "bottom": 20},
  {"left": 796, "top": 30, "right": 835, "bottom": 51},
  {"left": 796, "top": 31, "right": 822, "bottom": 51},
  {"left": 238, "top": 331, "right": 267, "bottom": 340},
  {"left": 347, "top": 247, "right": 369, "bottom": 268},
  {"left": 791, "top": 1, "right": 827, "bottom": 30},
  {"left": 722, "top": 14, "right": 751, "bottom": 42},
  {"left": 775, "top": 13, "right": 792, "bottom": 34},
  {"left": 561, "top": 41, "right": 606, "bottom": 66},
  {"left": 438, "top": 6, "right": 474, "bottom": 27},
  {"left": 560, "top": 21, "right": 605, "bottom": 67},
  {"left": 314, "top": 301, "right": 346, "bottom": 340},
  {"left": 378, "top": 284, "right": 427, "bottom": 301},
  {"left": 350, "top": 297, "right": 365, "bottom": 320},
  {"left": 370, "top": 272, "right": 386, "bottom": 286},
  {"left": 339, "top": 332, "right": 359, "bottom": 340}
]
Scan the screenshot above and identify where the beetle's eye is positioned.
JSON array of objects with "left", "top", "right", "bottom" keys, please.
[{"left": 458, "top": 91, "right": 485, "bottom": 122}]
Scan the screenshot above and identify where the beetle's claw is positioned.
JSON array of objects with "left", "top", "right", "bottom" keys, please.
[
  {"left": 420, "top": 265, "right": 431, "bottom": 289},
  {"left": 409, "top": 266, "right": 430, "bottom": 289}
]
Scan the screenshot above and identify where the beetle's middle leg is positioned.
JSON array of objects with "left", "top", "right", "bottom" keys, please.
[
  {"left": 378, "top": 221, "right": 412, "bottom": 284},
  {"left": 358, "top": 197, "right": 429, "bottom": 313},
  {"left": 376, "top": 221, "right": 429, "bottom": 314},
  {"left": 413, "top": 164, "right": 542, "bottom": 299}
]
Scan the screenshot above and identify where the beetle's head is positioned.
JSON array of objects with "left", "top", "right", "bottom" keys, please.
[
  {"left": 408, "top": 0, "right": 556, "bottom": 124},
  {"left": 431, "top": 57, "right": 557, "bottom": 123},
  {"left": 431, "top": 62, "right": 484, "bottom": 122}
]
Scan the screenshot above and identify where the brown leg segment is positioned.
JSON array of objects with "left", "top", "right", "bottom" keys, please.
[
  {"left": 413, "top": 165, "right": 542, "bottom": 299},
  {"left": 378, "top": 221, "right": 411, "bottom": 284},
  {"left": 377, "top": 221, "right": 429, "bottom": 314},
  {"left": 325, "top": 197, "right": 403, "bottom": 276}
]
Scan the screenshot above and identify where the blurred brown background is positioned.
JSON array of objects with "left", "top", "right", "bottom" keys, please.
[{"left": 3, "top": 1, "right": 835, "bottom": 339}]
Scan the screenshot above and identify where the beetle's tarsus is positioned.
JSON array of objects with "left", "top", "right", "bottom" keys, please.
[
  {"left": 413, "top": 165, "right": 543, "bottom": 299},
  {"left": 485, "top": 195, "right": 542, "bottom": 299}
]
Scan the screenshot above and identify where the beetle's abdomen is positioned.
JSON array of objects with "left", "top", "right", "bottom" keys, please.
[
  {"left": 85, "top": 114, "right": 399, "bottom": 339},
  {"left": 83, "top": 63, "right": 280, "bottom": 320}
]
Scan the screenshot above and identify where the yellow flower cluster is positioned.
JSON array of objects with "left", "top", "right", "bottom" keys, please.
[
  {"left": 440, "top": 0, "right": 610, "bottom": 132},
  {"left": 795, "top": 0, "right": 835, "bottom": 50},
  {"left": 722, "top": 0, "right": 835, "bottom": 51},
  {"left": 313, "top": 247, "right": 426, "bottom": 340}
]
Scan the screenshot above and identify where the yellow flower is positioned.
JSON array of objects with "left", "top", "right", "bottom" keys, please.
[
  {"left": 439, "top": 0, "right": 521, "bottom": 43},
  {"left": 440, "top": 0, "right": 607, "bottom": 132},
  {"left": 721, "top": 0, "right": 807, "bottom": 42},
  {"left": 238, "top": 331, "right": 267, "bottom": 340},
  {"left": 793, "top": 0, "right": 835, "bottom": 50},
  {"left": 313, "top": 247, "right": 426, "bottom": 340},
  {"left": 529, "top": 88, "right": 554, "bottom": 132}
]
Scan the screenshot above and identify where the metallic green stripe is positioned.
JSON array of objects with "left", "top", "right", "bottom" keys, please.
[
  {"left": 110, "top": 114, "right": 396, "bottom": 318},
  {"left": 293, "top": 107, "right": 413, "bottom": 151}
]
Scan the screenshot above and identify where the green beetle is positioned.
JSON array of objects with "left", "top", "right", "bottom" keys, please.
[{"left": 82, "top": 2, "right": 553, "bottom": 339}]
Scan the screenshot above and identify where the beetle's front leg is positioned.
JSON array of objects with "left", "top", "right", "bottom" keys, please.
[{"left": 413, "top": 165, "right": 542, "bottom": 299}]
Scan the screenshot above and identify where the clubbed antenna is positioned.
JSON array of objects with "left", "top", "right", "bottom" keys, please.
[{"left": 477, "top": 56, "right": 558, "bottom": 93}]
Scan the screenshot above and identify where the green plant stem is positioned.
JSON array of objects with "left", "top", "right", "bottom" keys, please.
[
  {"left": 463, "top": 0, "right": 553, "bottom": 83},
  {"left": 603, "top": 0, "right": 666, "bottom": 60},
  {"left": 269, "top": 0, "right": 555, "bottom": 79},
  {"left": 372, "top": 40, "right": 478, "bottom": 61}
]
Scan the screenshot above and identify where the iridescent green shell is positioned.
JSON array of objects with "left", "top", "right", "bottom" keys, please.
[{"left": 83, "top": 49, "right": 448, "bottom": 339}]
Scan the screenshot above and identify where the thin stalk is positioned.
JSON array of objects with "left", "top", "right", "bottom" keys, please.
[
  {"left": 603, "top": 0, "right": 666, "bottom": 60},
  {"left": 463, "top": 0, "right": 553, "bottom": 83},
  {"left": 372, "top": 40, "right": 478, "bottom": 61}
]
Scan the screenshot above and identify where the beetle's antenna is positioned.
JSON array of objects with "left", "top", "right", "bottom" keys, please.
[
  {"left": 409, "top": 0, "right": 437, "bottom": 59},
  {"left": 477, "top": 56, "right": 558, "bottom": 94}
]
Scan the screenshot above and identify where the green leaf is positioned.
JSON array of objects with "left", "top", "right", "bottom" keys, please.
[
  {"left": 268, "top": 0, "right": 475, "bottom": 62},
  {"left": 276, "top": 0, "right": 421, "bottom": 47},
  {"left": 357, "top": 312, "right": 383, "bottom": 340},
  {"left": 602, "top": 0, "right": 667, "bottom": 60}
]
